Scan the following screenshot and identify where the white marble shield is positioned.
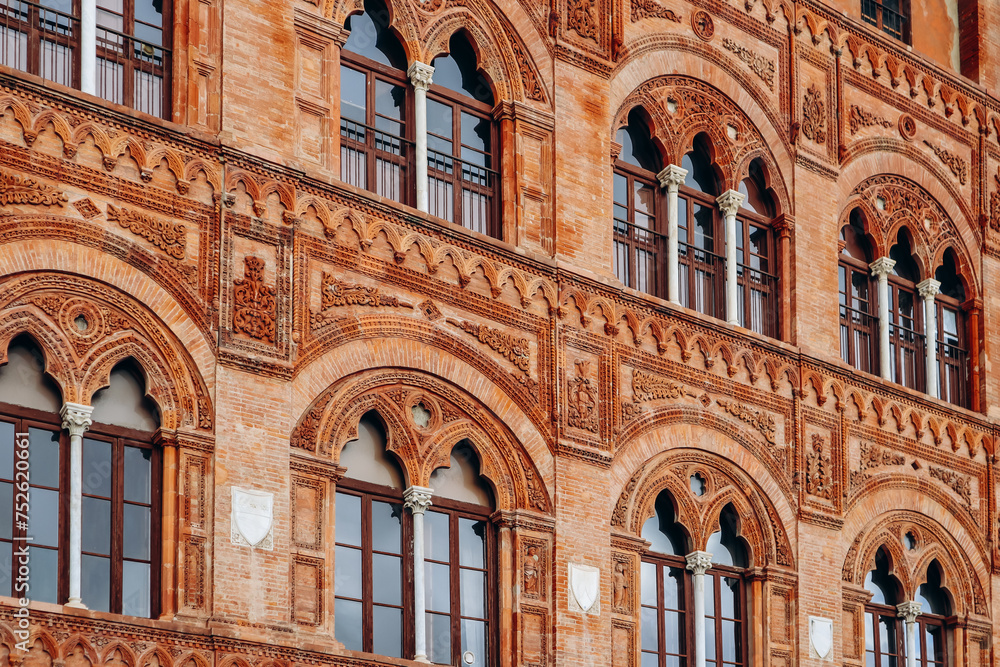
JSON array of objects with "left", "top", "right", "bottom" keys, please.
[
  {"left": 809, "top": 616, "right": 833, "bottom": 659},
  {"left": 569, "top": 563, "right": 599, "bottom": 613},
  {"left": 232, "top": 487, "right": 273, "bottom": 547}
]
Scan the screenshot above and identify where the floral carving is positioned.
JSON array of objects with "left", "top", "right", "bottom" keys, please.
[
  {"left": 566, "top": 0, "right": 597, "bottom": 40},
  {"left": 715, "top": 399, "right": 776, "bottom": 445},
  {"left": 691, "top": 10, "right": 714, "bottom": 40},
  {"left": 106, "top": 205, "right": 187, "bottom": 259},
  {"left": 805, "top": 434, "right": 833, "bottom": 499},
  {"left": 0, "top": 169, "right": 68, "bottom": 206},
  {"left": 632, "top": 370, "right": 695, "bottom": 402},
  {"left": 630, "top": 0, "right": 681, "bottom": 22},
  {"left": 850, "top": 441, "right": 905, "bottom": 490},
  {"left": 923, "top": 140, "right": 968, "bottom": 185},
  {"left": 801, "top": 84, "right": 827, "bottom": 145},
  {"left": 320, "top": 273, "right": 410, "bottom": 309},
  {"left": 928, "top": 466, "right": 972, "bottom": 506},
  {"left": 233, "top": 256, "right": 276, "bottom": 343},
  {"left": 848, "top": 105, "right": 892, "bottom": 134},
  {"left": 447, "top": 319, "right": 531, "bottom": 373},
  {"left": 721, "top": 38, "right": 774, "bottom": 90},
  {"left": 511, "top": 39, "right": 545, "bottom": 102},
  {"left": 567, "top": 360, "right": 599, "bottom": 433},
  {"left": 991, "top": 173, "right": 1000, "bottom": 233}
]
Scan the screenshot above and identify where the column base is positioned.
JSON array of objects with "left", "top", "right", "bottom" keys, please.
[{"left": 65, "top": 598, "right": 87, "bottom": 609}]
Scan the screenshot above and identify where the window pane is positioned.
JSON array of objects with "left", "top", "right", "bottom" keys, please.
[
  {"left": 664, "top": 609, "right": 683, "bottom": 653},
  {"left": 720, "top": 577, "right": 738, "bottom": 619},
  {"left": 82, "top": 496, "right": 111, "bottom": 555},
  {"left": 459, "top": 517, "right": 485, "bottom": 568},
  {"left": 28, "top": 546, "right": 57, "bottom": 603},
  {"left": 705, "top": 614, "right": 716, "bottom": 659},
  {"left": 372, "top": 553, "right": 401, "bottom": 605},
  {"left": 0, "top": 481, "right": 11, "bottom": 541},
  {"left": 334, "top": 545, "right": 362, "bottom": 599},
  {"left": 123, "top": 504, "right": 150, "bottom": 560},
  {"left": 124, "top": 446, "right": 151, "bottom": 503},
  {"left": 664, "top": 566, "right": 683, "bottom": 610},
  {"left": 372, "top": 605, "right": 402, "bottom": 657},
  {"left": 334, "top": 598, "right": 363, "bottom": 651},
  {"left": 425, "top": 561, "right": 451, "bottom": 612},
  {"left": 27, "top": 487, "right": 58, "bottom": 547},
  {"left": 122, "top": 560, "right": 150, "bottom": 617},
  {"left": 461, "top": 618, "right": 488, "bottom": 667},
  {"left": 335, "top": 493, "right": 361, "bottom": 546},
  {"left": 340, "top": 67, "right": 367, "bottom": 122},
  {"left": 82, "top": 554, "right": 111, "bottom": 612},
  {"left": 0, "top": 541, "right": 10, "bottom": 596},
  {"left": 29, "top": 428, "right": 59, "bottom": 488},
  {"left": 424, "top": 510, "right": 450, "bottom": 561},
  {"left": 135, "top": 0, "right": 163, "bottom": 29},
  {"left": 371, "top": 500, "right": 401, "bottom": 554},
  {"left": 426, "top": 611, "right": 451, "bottom": 664},
  {"left": 641, "top": 562, "right": 656, "bottom": 606},
  {"left": 704, "top": 575, "right": 714, "bottom": 616},
  {"left": 641, "top": 606, "right": 658, "bottom": 651},
  {"left": 0, "top": 421, "right": 13, "bottom": 480},
  {"left": 460, "top": 569, "right": 485, "bottom": 617},
  {"left": 374, "top": 81, "right": 404, "bottom": 123},
  {"left": 427, "top": 100, "right": 453, "bottom": 143},
  {"left": 82, "top": 438, "right": 112, "bottom": 496},
  {"left": 721, "top": 620, "right": 737, "bottom": 661}
]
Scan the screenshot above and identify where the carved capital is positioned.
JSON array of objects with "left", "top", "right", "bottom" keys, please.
[
  {"left": 917, "top": 278, "right": 941, "bottom": 299},
  {"left": 403, "top": 485, "right": 434, "bottom": 514},
  {"left": 896, "top": 600, "right": 921, "bottom": 623},
  {"left": 60, "top": 402, "right": 94, "bottom": 437},
  {"left": 716, "top": 189, "right": 745, "bottom": 217},
  {"left": 685, "top": 550, "right": 712, "bottom": 575},
  {"left": 657, "top": 164, "right": 688, "bottom": 190},
  {"left": 407, "top": 62, "right": 435, "bottom": 91},
  {"left": 869, "top": 257, "right": 896, "bottom": 278}
]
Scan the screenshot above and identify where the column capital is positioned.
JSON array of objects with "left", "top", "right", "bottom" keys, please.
[
  {"left": 407, "top": 62, "right": 434, "bottom": 91},
  {"left": 685, "top": 550, "right": 713, "bottom": 575},
  {"left": 896, "top": 600, "right": 922, "bottom": 623},
  {"left": 715, "top": 189, "right": 745, "bottom": 217},
  {"left": 917, "top": 278, "right": 941, "bottom": 299},
  {"left": 657, "top": 164, "right": 688, "bottom": 189},
  {"left": 869, "top": 256, "right": 896, "bottom": 278},
  {"left": 60, "top": 403, "right": 93, "bottom": 437},
  {"left": 403, "top": 485, "right": 434, "bottom": 513}
]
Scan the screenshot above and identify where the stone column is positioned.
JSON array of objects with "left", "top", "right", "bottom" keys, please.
[
  {"left": 917, "top": 278, "right": 941, "bottom": 398},
  {"left": 869, "top": 257, "right": 896, "bottom": 381},
  {"left": 81, "top": 0, "right": 97, "bottom": 95},
  {"left": 60, "top": 402, "right": 93, "bottom": 608},
  {"left": 897, "top": 600, "right": 921, "bottom": 667},
  {"left": 657, "top": 164, "right": 688, "bottom": 305},
  {"left": 686, "top": 551, "right": 713, "bottom": 667},
  {"left": 716, "top": 190, "right": 745, "bottom": 326},
  {"left": 408, "top": 62, "right": 434, "bottom": 214},
  {"left": 404, "top": 485, "right": 434, "bottom": 662}
]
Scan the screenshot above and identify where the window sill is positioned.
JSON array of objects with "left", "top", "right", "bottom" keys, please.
[{"left": 0, "top": 596, "right": 207, "bottom": 633}]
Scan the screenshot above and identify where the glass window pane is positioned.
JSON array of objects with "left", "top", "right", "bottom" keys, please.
[
  {"left": 720, "top": 577, "right": 738, "bottom": 619},
  {"left": 335, "top": 493, "right": 361, "bottom": 546},
  {"left": 424, "top": 510, "right": 450, "bottom": 561},
  {"left": 461, "top": 618, "right": 487, "bottom": 667},
  {"left": 82, "top": 554, "right": 110, "bottom": 612},
  {"left": 82, "top": 496, "right": 111, "bottom": 555},
  {"left": 340, "top": 67, "right": 367, "bottom": 122},
  {"left": 82, "top": 438, "right": 112, "bottom": 496},
  {"left": 426, "top": 611, "right": 451, "bottom": 664},
  {"left": 334, "top": 545, "right": 362, "bottom": 599},
  {"left": 0, "top": 421, "right": 13, "bottom": 480},
  {"left": 28, "top": 428, "right": 59, "bottom": 488},
  {"left": 425, "top": 561, "right": 451, "bottom": 613},
  {"left": 123, "top": 504, "right": 150, "bottom": 560},
  {"left": 461, "top": 569, "right": 485, "bottom": 617},
  {"left": 704, "top": 574, "right": 715, "bottom": 616},
  {"left": 641, "top": 562, "right": 657, "bottom": 607},
  {"left": 664, "top": 566, "right": 684, "bottom": 610},
  {"left": 641, "top": 606, "right": 658, "bottom": 651},
  {"left": 459, "top": 517, "right": 485, "bottom": 568},
  {"left": 705, "top": 614, "right": 716, "bottom": 659},
  {"left": 664, "top": 609, "right": 683, "bottom": 653},
  {"left": 28, "top": 546, "right": 57, "bottom": 604},
  {"left": 334, "top": 598, "right": 363, "bottom": 651},
  {"left": 374, "top": 81, "right": 404, "bottom": 122},
  {"left": 0, "top": 481, "right": 11, "bottom": 541},
  {"left": 124, "top": 446, "right": 151, "bottom": 503},
  {"left": 642, "top": 654, "right": 659, "bottom": 667},
  {"left": 427, "top": 100, "right": 453, "bottom": 141},
  {"left": 122, "top": 560, "right": 150, "bottom": 617},
  {"left": 371, "top": 500, "right": 401, "bottom": 554},
  {"left": 27, "top": 487, "right": 58, "bottom": 547},
  {"left": 372, "top": 605, "right": 402, "bottom": 657},
  {"left": 0, "top": 542, "right": 10, "bottom": 596},
  {"left": 372, "top": 553, "right": 401, "bottom": 605},
  {"left": 721, "top": 620, "right": 737, "bottom": 661}
]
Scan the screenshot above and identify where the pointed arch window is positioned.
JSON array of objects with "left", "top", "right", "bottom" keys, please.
[
  {"left": 864, "top": 548, "right": 904, "bottom": 666},
  {"left": 934, "top": 252, "right": 969, "bottom": 408},
  {"left": 426, "top": 33, "right": 498, "bottom": 237},
  {"left": 703, "top": 505, "right": 748, "bottom": 667},
  {"left": 735, "top": 159, "right": 778, "bottom": 338},
  {"left": 677, "top": 135, "right": 725, "bottom": 321},
  {"left": 914, "top": 562, "right": 949, "bottom": 667},
  {"left": 839, "top": 210, "right": 879, "bottom": 374},
  {"left": 886, "top": 230, "right": 925, "bottom": 391},
  {"left": 640, "top": 491, "right": 689, "bottom": 666}
]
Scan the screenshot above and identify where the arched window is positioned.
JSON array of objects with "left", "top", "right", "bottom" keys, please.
[
  {"left": 735, "top": 159, "right": 778, "bottom": 337},
  {"left": 703, "top": 505, "right": 748, "bottom": 667},
  {"left": 934, "top": 251, "right": 968, "bottom": 407},
  {"left": 640, "top": 490, "right": 689, "bottom": 666},
  {"left": 427, "top": 33, "right": 498, "bottom": 237},
  {"left": 864, "top": 548, "right": 904, "bottom": 666},
  {"left": 340, "top": 0, "right": 411, "bottom": 204},
  {"left": 914, "top": 561, "right": 949, "bottom": 667},
  {"left": 613, "top": 109, "right": 663, "bottom": 296},
  {"left": 678, "top": 134, "right": 724, "bottom": 321},
  {"left": 839, "top": 210, "right": 879, "bottom": 374},
  {"left": 887, "top": 230, "right": 924, "bottom": 391}
]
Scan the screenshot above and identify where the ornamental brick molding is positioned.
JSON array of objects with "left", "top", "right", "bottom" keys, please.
[
  {"left": 233, "top": 256, "right": 277, "bottom": 344},
  {"left": 848, "top": 105, "right": 893, "bottom": 134},
  {"left": 805, "top": 434, "right": 833, "bottom": 500},
  {"left": 928, "top": 466, "right": 973, "bottom": 506},
  {"left": 801, "top": 84, "right": 827, "bottom": 145},
  {"left": 447, "top": 319, "right": 531, "bottom": 374},
  {"left": 0, "top": 169, "right": 68, "bottom": 206},
  {"left": 716, "top": 398, "right": 776, "bottom": 445},
  {"left": 320, "top": 273, "right": 412, "bottom": 309},
  {"left": 721, "top": 38, "right": 775, "bottom": 90},
  {"left": 566, "top": 0, "right": 597, "bottom": 40},
  {"left": 106, "top": 205, "right": 187, "bottom": 260},
  {"left": 567, "top": 359, "right": 599, "bottom": 433},
  {"left": 922, "top": 140, "right": 969, "bottom": 185},
  {"left": 629, "top": 0, "right": 680, "bottom": 23}
]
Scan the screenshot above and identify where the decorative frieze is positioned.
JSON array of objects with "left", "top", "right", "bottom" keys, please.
[
  {"left": 716, "top": 398, "right": 776, "bottom": 445},
  {"left": 805, "top": 434, "right": 833, "bottom": 499},
  {"left": 567, "top": 360, "right": 599, "bottom": 432},
  {"left": 106, "top": 205, "right": 187, "bottom": 259},
  {"left": 447, "top": 319, "right": 531, "bottom": 373},
  {"left": 630, "top": 0, "right": 681, "bottom": 22},
  {"left": 928, "top": 466, "right": 972, "bottom": 506},
  {"left": 320, "top": 273, "right": 412, "bottom": 309},
  {"left": 848, "top": 105, "right": 893, "bottom": 134},
  {"left": 721, "top": 38, "right": 774, "bottom": 90},
  {"left": 0, "top": 169, "right": 67, "bottom": 207},
  {"left": 923, "top": 140, "right": 969, "bottom": 185}
]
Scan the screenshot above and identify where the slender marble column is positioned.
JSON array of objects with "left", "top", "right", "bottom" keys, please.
[
  {"left": 61, "top": 402, "right": 94, "bottom": 608},
  {"left": 408, "top": 62, "right": 434, "bottom": 214},
  {"left": 716, "top": 190, "right": 745, "bottom": 326},
  {"left": 81, "top": 0, "right": 97, "bottom": 95},
  {"left": 657, "top": 164, "right": 688, "bottom": 305},
  {"left": 404, "top": 485, "right": 434, "bottom": 662},
  {"left": 917, "top": 278, "right": 941, "bottom": 399},
  {"left": 869, "top": 257, "right": 897, "bottom": 381},
  {"left": 686, "top": 551, "right": 713, "bottom": 667},
  {"left": 897, "top": 600, "right": 922, "bottom": 667}
]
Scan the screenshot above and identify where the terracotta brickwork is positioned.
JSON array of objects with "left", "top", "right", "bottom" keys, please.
[{"left": 0, "top": 0, "right": 999, "bottom": 665}]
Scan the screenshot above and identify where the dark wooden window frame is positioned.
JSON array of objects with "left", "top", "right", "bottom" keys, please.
[
  {"left": 886, "top": 274, "right": 925, "bottom": 392},
  {"left": 612, "top": 159, "right": 665, "bottom": 297},
  {"left": 914, "top": 614, "right": 949, "bottom": 667},
  {"left": 934, "top": 296, "right": 969, "bottom": 409},
  {"left": 94, "top": 0, "right": 172, "bottom": 115},
  {"left": 0, "top": 0, "right": 81, "bottom": 86},
  {"left": 0, "top": 401, "right": 160, "bottom": 616},
  {"left": 640, "top": 551, "right": 690, "bottom": 666},
  {"left": 839, "top": 256, "right": 880, "bottom": 375},
  {"left": 864, "top": 603, "right": 904, "bottom": 666},
  {"left": 677, "top": 186, "right": 726, "bottom": 322},
  {"left": 704, "top": 564, "right": 748, "bottom": 667},
  {"left": 860, "top": 0, "right": 910, "bottom": 43},
  {"left": 734, "top": 207, "right": 778, "bottom": 338}
]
